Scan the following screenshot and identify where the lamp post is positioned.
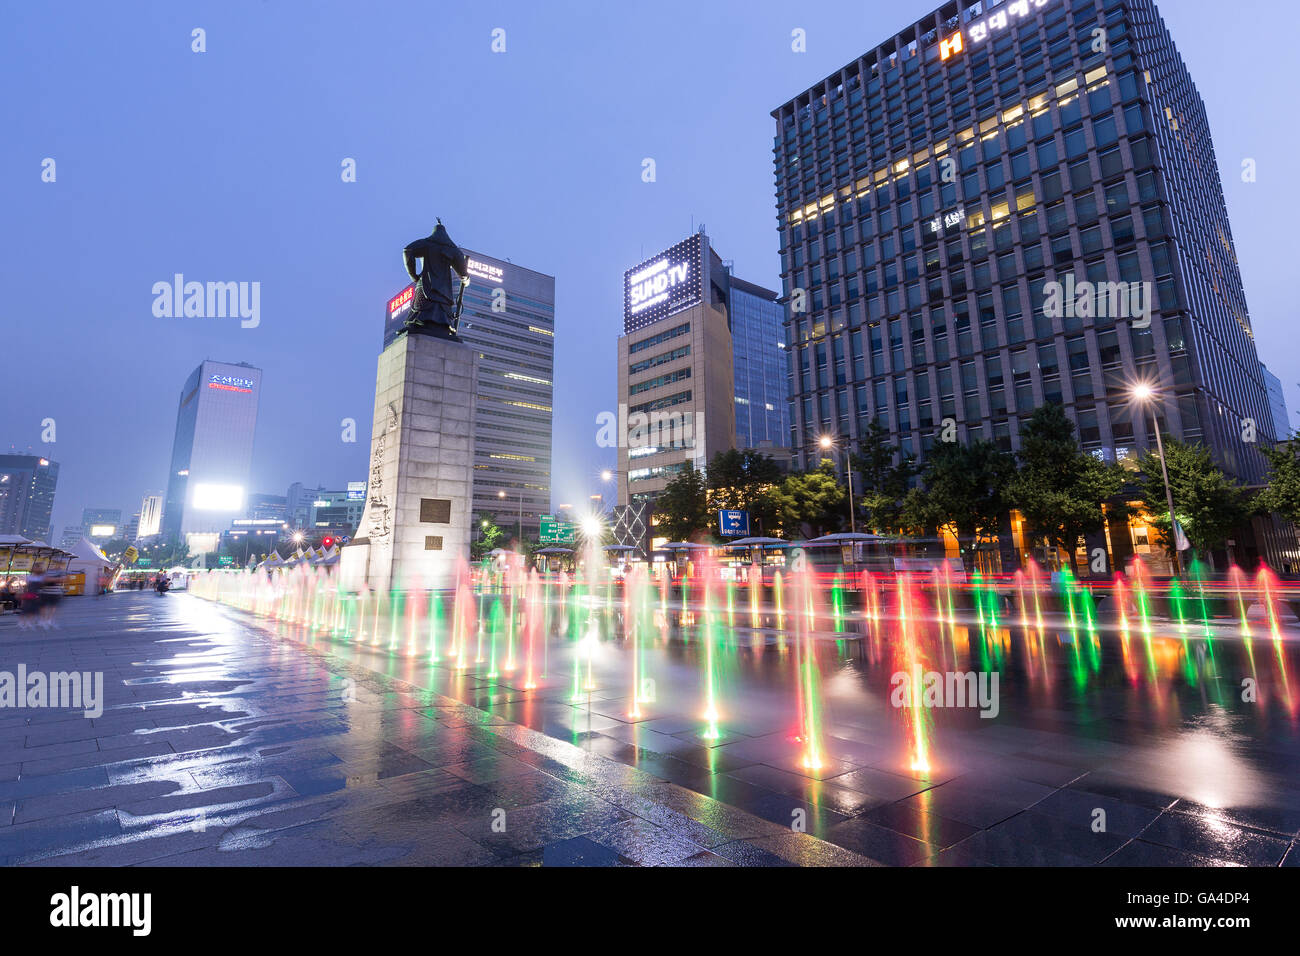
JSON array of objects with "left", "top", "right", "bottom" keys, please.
[
  {"left": 819, "top": 434, "right": 856, "bottom": 534},
  {"left": 1132, "top": 383, "right": 1180, "bottom": 576},
  {"left": 498, "top": 488, "right": 522, "bottom": 542}
]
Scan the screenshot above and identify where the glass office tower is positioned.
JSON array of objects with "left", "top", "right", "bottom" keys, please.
[
  {"left": 771, "top": 0, "right": 1272, "bottom": 495},
  {"left": 162, "top": 360, "right": 262, "bottom": 541},
  {"left": 0, "top": 454, "right": 58, "bottom": 541},
  {"left": 457, "top": 249, "right": 555, "bottom": 539},
  {"left": 730, "top": 276, "right": 791, "bottom": 450}
]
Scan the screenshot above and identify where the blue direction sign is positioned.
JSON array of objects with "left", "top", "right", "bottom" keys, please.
[{"left": 718, "top": 510, "right": 750, "bottom": 538}]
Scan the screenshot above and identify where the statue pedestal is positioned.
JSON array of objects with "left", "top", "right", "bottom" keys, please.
[{"left": 340, "top": 332, "right": 478, "bottom": 594}]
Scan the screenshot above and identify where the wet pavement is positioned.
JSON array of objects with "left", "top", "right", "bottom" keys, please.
[
  {"left": 4, "top": 587, "right": 1300, "bottom": 866},
  {"left": 0, "top": 593, "right": 872, "bottom": 866}
]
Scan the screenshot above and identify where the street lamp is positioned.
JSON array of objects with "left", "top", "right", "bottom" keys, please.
[
  {"left": 819, "top": 434, "right": 856, "bottom": 534},
  {"left": 498, "top": 488, "right": 522, "bottom": 542},
  {"left": 1132, "top": 382, "right": 1180, "bottom": 575}
]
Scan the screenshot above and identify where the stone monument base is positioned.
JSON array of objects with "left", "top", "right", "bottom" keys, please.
[{"left": 339, "top": 330, "right": 478, "bottom": 594}]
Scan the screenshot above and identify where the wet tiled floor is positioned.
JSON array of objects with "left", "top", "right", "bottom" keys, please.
[
  {"left": 3, "top": 590, "right": 1299, "bottom": 866},
  {"left": 0, "top": 594, "right": 869, "bottom": 866}
]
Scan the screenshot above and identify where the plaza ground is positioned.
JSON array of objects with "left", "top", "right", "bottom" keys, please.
[{"left": 1, "top": 589, "right": 1299, "bottom": 866}]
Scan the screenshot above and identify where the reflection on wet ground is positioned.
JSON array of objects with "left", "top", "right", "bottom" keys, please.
[
  {"left": 3, "top": 585, "right": 1299, "bottom": 866},
  {"left": 0, "top": 593, "right": 867, "bottom": 866}
]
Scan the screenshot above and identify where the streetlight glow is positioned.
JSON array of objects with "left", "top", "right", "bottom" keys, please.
[{"left": 819, "top": 435, "right": 833, "bottom": 449}]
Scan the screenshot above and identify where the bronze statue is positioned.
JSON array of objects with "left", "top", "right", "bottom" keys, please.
[{"left": 403, "top": 219, "right": 470, "bottom": 338}]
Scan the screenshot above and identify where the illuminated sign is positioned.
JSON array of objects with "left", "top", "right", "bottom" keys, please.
[
  {"left": 623, "top": 235, "right": 703, "bottom": 333},
  {"left": 938, "top": 0, "right": 1054, "bottom": 62},
  {"left": 346, "top": 481, "right": 367, "bottom": 500},
  {"left": 388, "top": 285, "right": 414, "bottom": 321},
  {"left": 89, "top": 524, "right": 116, "bottom": 537},
  {"left": 191, "top": 483, "right": 245, "bottom": 512},
  {"left": 233, "top": 518, "right": 282, "bottom": 526},
  {"left": 208, "top": 374, "right": 254, "bottom": 393},
  {"left": 467, "top": 258, "right": 504, "bottom": 283},
  {"left": 383, "top": 283, "right": 416, "bottom": 348},
  {"left": 927, "top": 206, "right": 966, "bottom": 234},
  {"left": 718, "top": 510, "right": 750, "bottom": 538}
]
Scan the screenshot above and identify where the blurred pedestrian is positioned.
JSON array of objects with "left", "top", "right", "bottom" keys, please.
[{"left": 38, "top": 570, "right": 64, "bottom": 628}]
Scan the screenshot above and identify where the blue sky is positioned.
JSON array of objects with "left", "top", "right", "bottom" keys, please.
[{"left": 2, "top": 0, "right": 1295, "bottom": 537}]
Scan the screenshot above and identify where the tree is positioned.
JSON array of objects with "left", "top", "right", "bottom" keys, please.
[
  {"left": 1008, "top": 403, "right": 1130, "bottom": 574},
  {"left": 849, "top": 417, "right": 916, "bottom": 533},
  {"left": 653, "top": 465, "right": 712, "bottom": 541},
  {"left": 705, "top": 449, "right": 784, "bottom": 534},
  {"left": 471, "top": 515, "right": 504, "bottom": 561},
  {"left": 1257, "top": 439, "right": 1300, "bottom": 526},
  {"left": 906, "top": 439, "right": 1015, "bottom": 570},
  {"left": 770, "top": 464, "right": 847, "bottom": 538},
  {"left": 1136, "top": 436, "right": 1248, "bottom": 562}
]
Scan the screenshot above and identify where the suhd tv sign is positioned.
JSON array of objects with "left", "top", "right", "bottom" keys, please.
[{"left": 623, "top": 234, "right": 703, "bottom": 332}]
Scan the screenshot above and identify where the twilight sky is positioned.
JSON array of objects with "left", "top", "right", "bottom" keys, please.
[{"left": 2, "top": 0, "right": 1295, "bottom": 539}]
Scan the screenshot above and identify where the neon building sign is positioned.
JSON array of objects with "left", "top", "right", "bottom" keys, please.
[
  {"left": 467, "top": 258, "right": 504, "bottom": 283},
  {"left": 208, "top": 374, "right": 254, "bottom": 393},
  {"left": 939, "top": 0, "right": 1056, "bottom": 62}
]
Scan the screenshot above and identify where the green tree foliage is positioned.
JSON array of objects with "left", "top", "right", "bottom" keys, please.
[
  {"left": 904, "top": 439, "right": 1015, "bottom": 569},
  {"left": 1136, "top": 436, "right": 1248, "bottom": 559},
  {"left": 1008, "top": 403, "right": 1129, "bottom": 574},
  {"left": 653, "top": 464, "right": 712, "bottom": 541},
  {"left": 1257, "top": 439, "right": 1300, "bottom": 526},
  {"left": 848, "top": 417, "right": 917, "bottom": 533},
  {"left": 471, "top": 515, "right": 504, "bottom": 560},
  {"left": 770, "top": 464, "right": 847, "bottom": 538},
  {"left": 705, "top": 449, "right": 784, "bottom": 535}
]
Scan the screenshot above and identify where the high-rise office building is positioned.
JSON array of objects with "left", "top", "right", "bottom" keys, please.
[
  {"left": 457, "top": 249, "right": 555, "bottom": 539},
  {"left": 730, "top": 276, "right": 791, "bottom": 449},
  {"left": 0, "top": 454, "right": 58, "bottom": 542},
  {"left": 772, "top": 0, "right": 1275, "bottom": 562},
  {"left": 617, "top": 233, "right": 737, "bottom": 509},
  {"left": 162, "top": 360, "right": 262, "bottom": 541},
  {"left": 616, "top": 231, "right": 788, "bottom": 511},
  {"left": 135, "top": 493, "right": 164, "bottom": 540},
  {"left": 1262, "top": 363, "right": 1289, "bottom": 443}
]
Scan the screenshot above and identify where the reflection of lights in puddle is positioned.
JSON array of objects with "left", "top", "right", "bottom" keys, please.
[{"left": 1133, "top": 708, "right": 1262, "bottom": 809}]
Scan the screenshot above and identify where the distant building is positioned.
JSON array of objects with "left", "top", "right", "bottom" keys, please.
[
  {"left": 308, "top": 488, "right": 366, "bottom": 539},
  {"left": 247, "top": 492, "right": 287, "bottom": 522},
  {"left": 285, "top": 483, "right": 324, "bottom": 530},
  {"left": 81, "top": 508, "right": 122, "bottom": 545},
  {"left": 60, "top": 525, "right": 83, "bottom": 549},
  {"left": 136, "top": 493, "right": 164, "bottom": 540},
  {"left": 162, "top": 360, "right": 262, "bottom": 543},
  {"left": 0, "top": 454, "right": 59, "bottom": 542},
  {"left": 1262, "top": 363, "right": 1290, "bottom": 442}
]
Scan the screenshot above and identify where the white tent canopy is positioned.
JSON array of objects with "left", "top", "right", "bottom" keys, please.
[{"left": 67, "top": 537, "right": 116, "bottom": 589}]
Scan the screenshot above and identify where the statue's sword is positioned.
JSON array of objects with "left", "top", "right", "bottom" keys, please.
[{"left": 450, "top": 273, "right": 470, "bottom": 329}]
